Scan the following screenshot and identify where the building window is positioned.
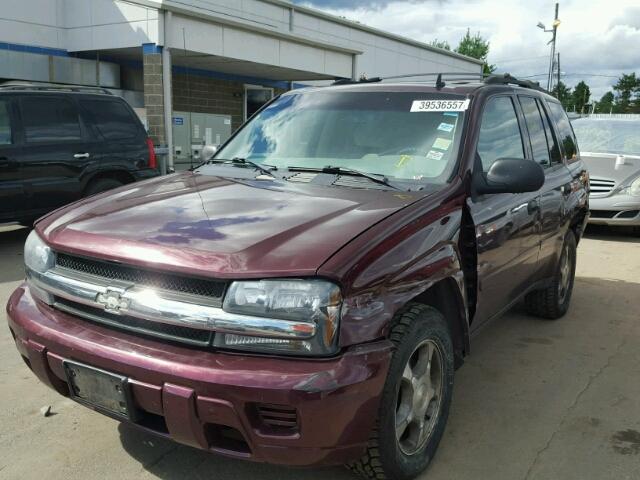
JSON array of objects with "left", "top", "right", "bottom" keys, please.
[{"left": 245, "top": 85, "right": 274, "bottom": 121}]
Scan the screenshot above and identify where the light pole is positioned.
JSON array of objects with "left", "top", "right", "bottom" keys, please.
[{"left": 537, "top": 3, "right": 561, "bottom": 92}]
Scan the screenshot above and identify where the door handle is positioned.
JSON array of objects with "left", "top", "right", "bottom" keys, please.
[
  {"left": 74, "top": 153, "right": 90, "bottom": 159},
  {"left": 0, "top": 156, "right": 10, "bottom": 167}
]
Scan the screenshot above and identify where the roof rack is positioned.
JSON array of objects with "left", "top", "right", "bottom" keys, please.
[
  {"left": 483, "top": 73, "right": 545, "bottom": 92},
  {"left": 0, "top": 81, "right": 113, "bottom": 95},
  {"left": 331, "top": 72, "right": 547, "bottom": 92}
]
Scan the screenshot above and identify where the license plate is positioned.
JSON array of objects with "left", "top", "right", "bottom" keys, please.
[{"left": 63, "top": 361, "right": 133, "bottom": 420}]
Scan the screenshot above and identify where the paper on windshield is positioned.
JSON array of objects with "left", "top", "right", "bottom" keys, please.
[{"left": 410, "top": 99, "right": 469, "bottom": 112}]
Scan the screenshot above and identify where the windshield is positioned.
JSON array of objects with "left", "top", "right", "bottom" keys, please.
[
  {"left": 212, "top": 90, "right": 467, "bottom": 186},
  {"left": 572, "top": 118, "right": 640, "bottom": 156}
]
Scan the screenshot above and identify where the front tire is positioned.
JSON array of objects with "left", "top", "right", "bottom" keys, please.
[
  {"left": 525, "top": 230, "right": 577, "bottom": 319},
  {"left": 347, "top": 304, "right": 454, "bottom": 480}
]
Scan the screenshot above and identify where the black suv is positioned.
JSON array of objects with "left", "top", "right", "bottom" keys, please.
[{"left": 0, "top": 83, "right": 159, "bottom": 225}]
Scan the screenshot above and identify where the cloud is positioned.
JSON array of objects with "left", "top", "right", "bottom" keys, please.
[{"left": 294, "top": 0, "right": 640, "bottom": 99}]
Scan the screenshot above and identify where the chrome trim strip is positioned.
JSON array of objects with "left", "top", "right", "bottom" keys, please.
[
  {"left": 27, "top": 267, "right": 316, "bottom": 340},
  {"left": 53, "top": 300, "right": 212, "bottom": 347}
]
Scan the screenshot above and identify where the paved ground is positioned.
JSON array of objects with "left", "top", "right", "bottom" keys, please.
[{"left": 0, "top": 225, "right": 639, "bottom": 480}]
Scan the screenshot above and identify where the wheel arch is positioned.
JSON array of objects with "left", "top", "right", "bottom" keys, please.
[
  {"left": 410, "top": 276, "right": 470, "bottom": 369},
  {"left": 82, "top": 170, "right": 136, "bottom": 195}
]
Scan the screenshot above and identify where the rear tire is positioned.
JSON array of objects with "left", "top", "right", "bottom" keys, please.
[
  {"left": 84, "top": 178, "right": 124, "bottom": 196},
  {"left": 525, "top": 230, "right": 577, "bottom": 319},
  {"left": 347, "top": 304, "right": 454, "bottom": 480}
]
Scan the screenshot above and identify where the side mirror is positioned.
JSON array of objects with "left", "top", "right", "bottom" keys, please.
[
  {"left": 475, "top": 158, "right": 545, "bottom": 195},
  {"left": 200, "top": 144, "right": 217, "bottom": 162}
]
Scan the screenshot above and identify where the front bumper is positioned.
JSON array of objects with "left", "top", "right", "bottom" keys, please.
[
  {"left": 588, "top": 195, "right": 640, "bottom": 226},
  {"left": 7, "top": 284, "right": 392, "bottom": 466}
]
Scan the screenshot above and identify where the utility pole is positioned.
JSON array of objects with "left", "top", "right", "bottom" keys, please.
[
  {"left": 538, "top": 3, "right": 560, "bottom": 92},
  {"left": 556, "top": 52, "right": 561, "bottom": 97},
  {"left": 547, "top": 3, "right": 559, "bottom": 91}
]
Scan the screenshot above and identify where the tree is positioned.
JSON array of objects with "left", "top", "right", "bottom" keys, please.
[
  {"left": 571, "top": 81, "right": 591, "bottom": 113},
  {"left": 551, "top": 81, "right": 572, "bottom": 109},
  {"left": 595, "top": 91, "right": 614, "bottom": 113},
  {"left": 613, "top": 73, "right": 640, "bottom": 113},
  {"left": 454, "top": 29, "right": 496, "bottom": 75},
  {"left": 429, "top": 39, "right": 451, "bottom": 51}
]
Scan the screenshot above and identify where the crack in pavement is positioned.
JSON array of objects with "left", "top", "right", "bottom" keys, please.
[
  {"left": 523, "top": 338, "right": 627, "bottom": 480},
  {"left": 140, "top": 444, "right": 179, "bottom": 472}
]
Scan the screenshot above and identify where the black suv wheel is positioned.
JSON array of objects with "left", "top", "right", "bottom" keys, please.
[
  {"left": 347, "top": 304, "right": 454, "bottom": 480},
  {"left": 85, "top": 178, "right": 124, "bottom": 197},
  {"left": 525, "top": 230, "right": 577, "bottom": 319}
]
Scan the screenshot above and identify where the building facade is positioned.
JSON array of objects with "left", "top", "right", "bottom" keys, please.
[{"left": 0, "top": 0, "right": 482, "bottom": 169}]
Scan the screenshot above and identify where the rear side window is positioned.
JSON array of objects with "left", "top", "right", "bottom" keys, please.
[
  {"left": 0, "top": 100, "right": 12, "bottom": 145},
  {"left": 539, "top": 102, "right": 562, "bottom": 165},
  {"left": 477, "top": 96, "right": 525, "bottom": 172},
  {"left": 519, "top": 96, "right": 551, "bottom": 167},
  {"left": 547, "top": 101, "right": 578, "bottom": 162},
  {"left": 20, "top": 97, "right": 82, "bottom": 143},
  {"left": 81, "top": 99, "right": 140, "bottom": 140}
]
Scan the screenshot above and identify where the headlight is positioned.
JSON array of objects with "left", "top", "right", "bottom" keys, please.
[
  {"left": 24, "top": 230, "right": 55, "bottom": 304},
  {"left": 216, "top": 279, "right": 342, "bottom": 356},
  {"left": 24, "top": 230, "right": 54, "bottom": 274},
  {"left": 625, "top": 176, "right": 640, "bottom": 196}
]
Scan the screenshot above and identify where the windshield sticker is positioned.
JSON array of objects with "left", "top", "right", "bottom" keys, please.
[
  {"left": 437, "top": 122, "right": 455, "bottom": 132},
  {"left": 426, "top": 150, "right": 444, "bottom": 161},
  {"left": 432, "top": 138, "right": 452, "bottom": 151},
  {"left": 395, "top": 154, "right": 412, "bottom": 168},
  {"left": 410, "top": 99, "right": 469, "bottom": 112}
]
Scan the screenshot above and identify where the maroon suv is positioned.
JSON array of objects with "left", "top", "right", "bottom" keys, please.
[{"left": 7, "top": 74, "right": 589, "bottom": 480}]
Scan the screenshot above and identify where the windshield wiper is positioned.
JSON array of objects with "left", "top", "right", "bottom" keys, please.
[
  {"left": 287, "top": 165, "right": 400, "bottom": 190},
  {"left": 207, "top": 157, "right": 277, "bottom": 177}
]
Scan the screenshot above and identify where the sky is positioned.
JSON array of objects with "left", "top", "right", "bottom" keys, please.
[{"left": 292, "top": 0, "right": 640, "bottom": 100}]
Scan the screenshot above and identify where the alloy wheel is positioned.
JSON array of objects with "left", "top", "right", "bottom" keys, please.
[
  {"left": 558, "top": 243, "right": 572, "bottom": 303},
  {"left": 395, "top": 339, "right": 444, "bottom": 455}
]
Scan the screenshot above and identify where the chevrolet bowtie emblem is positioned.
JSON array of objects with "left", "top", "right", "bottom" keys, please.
[{"left": 96, "top": 288, "right": 130, "bottom": 315}]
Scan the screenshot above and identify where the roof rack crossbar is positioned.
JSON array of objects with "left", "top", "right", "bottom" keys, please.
[
  {"left": 0, "top": 82, "right": 113, "bottom": 95},
  {"left": 380, "top": 72, "right": 486, "bottom": 81},
  {"left": 331, "top": 72, "right": 548, "bottom": 93},
  {"left": 483, "top": 74, "right": 546, "bottom": 92}
]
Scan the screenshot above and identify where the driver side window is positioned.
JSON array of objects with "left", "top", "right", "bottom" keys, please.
[{"left": 477, "top": 96, "right": 525, "bottom": 172}]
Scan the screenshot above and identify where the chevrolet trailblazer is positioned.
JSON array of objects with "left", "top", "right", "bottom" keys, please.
[{"left": 7, "top": 73, "right": 588, "bottom": 480}]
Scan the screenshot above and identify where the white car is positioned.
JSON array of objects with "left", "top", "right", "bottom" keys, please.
[{"left": 572, "top": 117, "right": 640, "bottom": 229}]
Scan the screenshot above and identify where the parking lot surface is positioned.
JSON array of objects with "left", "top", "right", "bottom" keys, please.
[{"left": 0, "top": 225, "right": 639, "bottom": 480}]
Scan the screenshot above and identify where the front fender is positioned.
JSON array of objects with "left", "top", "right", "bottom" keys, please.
[{"left": 319, "top": 202, "right": 468, "bottom": 348}]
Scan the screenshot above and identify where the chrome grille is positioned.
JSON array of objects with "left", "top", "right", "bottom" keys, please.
[
  {"left": 54, "top": 297, "right": 213, "bottom": 346},
  {"left": 589, "top": 177, "right": 615, "bottom": 195},
  {"left": 56, "top": 253, "right": 226, "bottom": 303}
]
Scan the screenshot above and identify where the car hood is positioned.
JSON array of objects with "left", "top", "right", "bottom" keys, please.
[
  {"left": 38, "top": 172, "right": 424, "bottom": 278},
  {"left": 582, "top": 152, "right": 640, "bottom": 185}
]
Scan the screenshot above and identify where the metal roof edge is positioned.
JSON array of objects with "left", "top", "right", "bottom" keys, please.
[
  {"left": 132, "top": 0, "right": 362, "bottom": 56},
  {"left": 264, "top": 0, "right": 485, "bottom": 66}
]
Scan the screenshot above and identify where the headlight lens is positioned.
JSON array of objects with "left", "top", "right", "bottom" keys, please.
[
  {"left": 24, "top": 230, "right": 55, "bottom": 304},
  {"left": 628, "top": 176, "right": 640, "bottom": 196},
  {"left": 217, "top": 279, "right": 342, "bottom": 356},
  {"left": 24, "top": 230, "right": 54, "bottom": 274}
]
